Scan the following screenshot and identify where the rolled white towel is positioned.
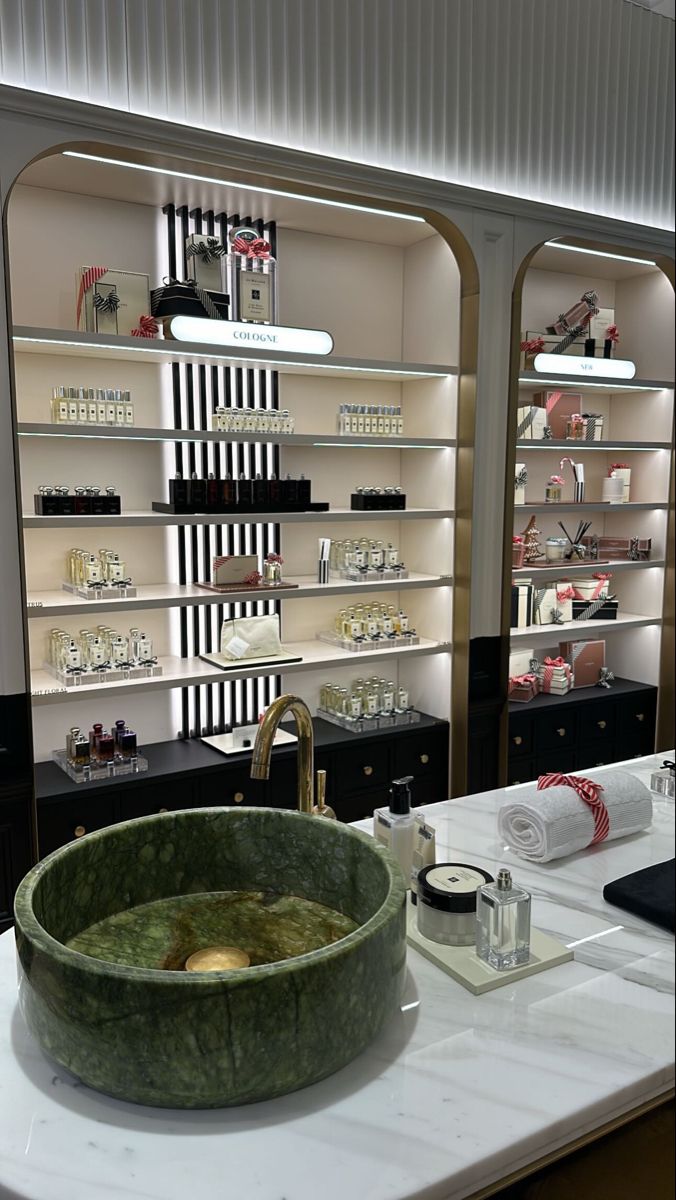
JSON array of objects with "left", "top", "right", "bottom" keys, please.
[{"left": 498, "top": 768, "right": 653, "bottom": 863}]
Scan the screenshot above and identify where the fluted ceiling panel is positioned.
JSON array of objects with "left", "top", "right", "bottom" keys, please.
[{"left": 0, "top": 0, "right": 673, "bottom": 228}]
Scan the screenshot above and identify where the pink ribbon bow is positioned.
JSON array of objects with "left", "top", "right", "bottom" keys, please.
[
  {"left": 76, "top": 266, "right": 108, "bottom": 327},
  {"left": 605, "top": 325, "right": 620, "bottom": 343},
  {"left": 512, "top": 535, "right": 524, "bottom": 544},
  {"left": 540, "top": 655, "right": 572, "bottom": 692},
  {"left": 556, "top": 587, "right": 575, "bottom": 601},
  {"left": 232, "top": 235, "right": 272, "bottom": 259},
  {"left": 131, "top": 314, "right": 159, "bottom": 338},
  {"left": 508, "top": 672, "right": 538, "bottom": 695},
  {"left": 537, "top": 773, "right": 609, "bottom": 844},
  {"left": 243, "top": 570, "right": 263, "bottom": 586},
  {"left": 609, "top": 463, "right": 629, "bottom": 474},
  {"left": 520, "top": 336, "right": 545, "bottom": 355}
]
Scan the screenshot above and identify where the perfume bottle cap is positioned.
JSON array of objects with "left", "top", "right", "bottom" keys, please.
[
  {"left": 497, "top": 869, "right": 513, "bottom": 891},
  {"left": 105, "top": 486, "right": 116, "bottom": 496},
  {"left": 389, "top": 775, "right": 413, "bottom": 816}
]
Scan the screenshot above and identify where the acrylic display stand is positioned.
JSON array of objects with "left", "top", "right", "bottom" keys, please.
[
  {"left": 337, "top": 567, "right": 409, "bottom": 582},
  {"left": 52, "top": 748, "right": 149, "bottom": 784},
  {"left": 44, "top": 662, "right": 163, "bottom": 687},
  {"left": 62, "top": 581, "right": 137, "bottom": 600},
  {"left": 318, "top": 706, "right": 421, "bottom": 734},
  {"left": 317, "top": 631, "right": 420, "bottom": 653}
]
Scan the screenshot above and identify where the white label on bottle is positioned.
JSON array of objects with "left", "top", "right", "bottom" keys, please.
[
  {"left": 426, "top": 865, "right": 485, "bottom": 894},
  {"left": 239, "top": 272, "right": 271, "bottom": 322},
  {"left": 224, "top": 635, "right": 250, "bottom": 659}
]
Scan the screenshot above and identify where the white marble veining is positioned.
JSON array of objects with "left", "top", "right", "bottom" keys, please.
[{"left": 0, "top": 755, "right": 673, "bottom": 1200}]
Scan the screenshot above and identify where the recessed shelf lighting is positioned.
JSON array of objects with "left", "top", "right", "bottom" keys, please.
[
  {"left": 543, "top": 242, "right": 656, "bottom": 266},
  {"left": 62, "top": 151, "right": 426, "bottom": 223},
  {"left": 518, "top": 376, "right": 665, "bottom": 392}
]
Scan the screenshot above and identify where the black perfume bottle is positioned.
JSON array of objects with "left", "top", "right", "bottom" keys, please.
[
  {"left": 584, "top": 337, "right": 596, "bottom": 357},
  {"left": 268, "top": 474, "right": 282, "bottom": 509},
  {"left": 169, "top": 472, "right": 190, "bottom": 511},
  {"left": 220, "top": 475, "right": 236, "bottom": 512},
  {"left": 237, "top": 474, "right": 254, "bottom": 511},
  {"left": 101, "top": 486, "right": 121, "bottom": 515},
  {"left": 206, "top": 473, "right": 221, "bottom": 512},
  {"left": 281, "top": 474, "right": 299, "bottom": 510},
  {"left": 297, "top": 473, "right": 311, "bottom": 510},
  {"left": 73, "top": 486, "right": 92, "bottom": 515},
  {"left": 252, "top": 474, "right": 269, "bottom": 511},
  {"left": 187, "top": 472, "right": 207, "bottom": 511}
]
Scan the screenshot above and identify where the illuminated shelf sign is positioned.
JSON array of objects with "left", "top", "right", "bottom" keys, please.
[
  {"left": 533, "top": 353, "right": 637, "bottom": 381},
  {"left": 168, "top": 316, "right": 334, "bottom": 356}
]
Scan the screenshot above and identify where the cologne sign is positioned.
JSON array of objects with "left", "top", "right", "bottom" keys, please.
[
  {"left": 168, "top": 316, "right": 334, "bottom": 356},
  {"left": 533, "top": 353, "right": 637, "bottom": 380}
]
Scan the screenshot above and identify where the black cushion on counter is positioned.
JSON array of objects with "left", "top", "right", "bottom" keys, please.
[{"left": 603, "top": 859, "right": 675, "bottom": 933}]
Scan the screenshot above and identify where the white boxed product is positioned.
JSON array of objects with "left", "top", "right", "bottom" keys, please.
[
  {"left": 533, "top": 584, "right": 561, "bottom": 625},
  {"left": 514, "top": 462, "right": 527, "bottom": 506},
  {"left": 76, "top": 267, "right": 151, "bottom": 337},
  {"left": 185, "top": 233, "right": 226, "bottom": 292},
  {"left": 516, "top": 405, "right": 548, "bottom": 440},
  {"left": 571, "top": 577, "right": 610, "bottom": 601},
  {"left": 509, "top": 647, "right": 535, "bottom": 677}
]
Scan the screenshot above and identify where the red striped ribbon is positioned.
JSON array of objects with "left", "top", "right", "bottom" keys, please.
[
  {"left": 537, "top": 772, "right": 609, "bottom": 844},
  {"left": 76, "top": 266, "right": 108, "bottom": 327}
]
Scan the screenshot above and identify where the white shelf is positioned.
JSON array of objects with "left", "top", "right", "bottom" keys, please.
[
  {"left": 25, "top": 573, "right": 452, "bottom": 617},
  {"left": 16, "top": 423, "right": 454, "bottom": 451},
  {"left": 13, "top": 327, "right": 456, "bottom": 382},
  {"left": 514, "top": 502, "right": 667, "bottom": 514},
  {"left": 510, "top": 612, "right": 660, "bottom": 642},
  {"left": 512, "top": 559, "right": 665, "bottom": 580},
  {"left": 30, "top": 636, "right": 450, "bottom": 704},
  {"left": 518, "top": 370, "right": 673, "bottom": 394},
  {"left": 516, "top": 439, "right": 671, "bottom": 452},
  {"left": 23, "top": 507, "right": 452, "bottom": 528}
]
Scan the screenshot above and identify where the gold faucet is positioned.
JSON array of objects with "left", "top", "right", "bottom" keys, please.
[{"left": 251, "top": 694, "right": 335, "bottom": 817}]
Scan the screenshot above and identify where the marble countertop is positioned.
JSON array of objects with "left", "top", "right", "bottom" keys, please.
[{"left": 0, "top": 754, "right": 673, "bottom": 1200}]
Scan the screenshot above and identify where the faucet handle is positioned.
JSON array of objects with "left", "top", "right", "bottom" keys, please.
[{"left": 312, "top": 769, "right": 336, "bottom": 819}]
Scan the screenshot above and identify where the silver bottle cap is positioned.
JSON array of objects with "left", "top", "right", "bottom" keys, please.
[{"left": 497, "top": 869, "right": 512, "bottom": 891}]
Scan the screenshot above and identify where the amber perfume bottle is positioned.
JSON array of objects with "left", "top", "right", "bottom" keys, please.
[
  {"left": 205, "top": 474, "right": 221, "bottom": 512},
  {"left": 220, "top": 476, "right": 236, "bottom": 512}
]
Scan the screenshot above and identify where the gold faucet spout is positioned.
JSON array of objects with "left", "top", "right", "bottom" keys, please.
[{"left": 251, "top": 694, "right": 314, "bottom": 814}]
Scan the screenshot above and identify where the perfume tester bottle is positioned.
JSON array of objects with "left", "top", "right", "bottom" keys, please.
[{"left": 476, "top": 869, "right": 531, "bottom": 970}]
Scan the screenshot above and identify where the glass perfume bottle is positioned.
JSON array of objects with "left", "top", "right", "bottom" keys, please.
[{"left": 476, "top": 869, "right": 531, "bottom": 971}]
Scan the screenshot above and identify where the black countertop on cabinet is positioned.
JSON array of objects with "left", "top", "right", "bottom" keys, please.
[
  {"left": 34, "top": 713, "right": 448, "bottom": 803},
  {"left": 508, "top": 676, "right": 655, "bottom": 715}
]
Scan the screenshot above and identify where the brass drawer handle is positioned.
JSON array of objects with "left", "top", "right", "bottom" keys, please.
[
  {"left": 513, "top": 736, "right": 523, "bottom": 746},
  {"left": 234, "top": 791, "right": 245, "bottom": 804},
  {"left": 420, "top": 753, "right": 429, "bottom": 765},
  {"left": 557, "top": 727, "right": 566, "bottom": 738},
  {"left": 363, "top": 765, "right": 373, "bottom": 777},
  {"left": 597, "top": 720, "right": 607, "bottom": 730},
  {"left": 74, "top": 825, "right": 86, "bottom": 838},
  {"left": 636, "top": 713, "right": 645, "bottom": 722}
]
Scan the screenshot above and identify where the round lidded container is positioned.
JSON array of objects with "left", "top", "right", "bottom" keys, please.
[
  {"left": 417, "top": 862, "right": 494, "bottom": 946},
  {"left": 545, "top": 536, "right": 568, "bottom": 562}
]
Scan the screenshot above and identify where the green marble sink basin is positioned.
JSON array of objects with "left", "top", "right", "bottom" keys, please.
[{"left": 14, "top": 807, "right": 406, "bottom": 1108}]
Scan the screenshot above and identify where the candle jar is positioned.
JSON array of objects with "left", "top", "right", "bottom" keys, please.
[
  {"left": 545, "top": 478, "right": 563, "bottom": 503},
  {"left": 545, "top": 537, "right": 567, "bottom": 563},
  {"left": 263, "top": 559, "right": 282, "bottom": 584},
  {"left": 565, "top": 417, "right": 585, "bottom": 440}
]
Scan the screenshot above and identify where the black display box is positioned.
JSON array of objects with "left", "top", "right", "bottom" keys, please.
[{"left": 350, "top": 493, "right": 406, "bottom": 511}]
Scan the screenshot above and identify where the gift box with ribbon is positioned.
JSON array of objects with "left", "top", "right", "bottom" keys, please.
[
  {"left": 511, "top": 582, "right": 534, "bottom": 628},
  {"left": 572, "top": 597, "right": 618, "bottom": 622},
  {"left": 76, "top": 267, "right": 151, "bottom": 337},
  {"left": 558, "top": 639, "right": 606, "bottom": 688},
  {"left": 516, "top": 404, "right": 548, "bottom": 440},
  {"left": 555, "top": 585, "right": 575, "bottom": 622},
  {"left": 571, "top": 573, "right": 612, "bottom": 601},
  {"left": 185, "top": 233, "right": 226, "bottom": 292},
  {"left": 514, "top": 463, "right": 527, "bottom": 505},
  {"left": 508, "top": 672, "right": 540, "bottom": 703},
  {"left": 151, "top": 278, "right": 230, "bottom": 325},
  {"left": 533, "top": 584, "right": 565, "bottom": 626},
  {"left": 532, "top": 390, "right": 584, "bottom": 439},
  {"left": 509, "top": 647, "right": 535, "bottom": 678},
  {"left": 512, "top": 536, "right": 526, "bottom": 569},
  {"left": 536, "top": 656, "right": 574, "bottom": 695},
  {"left": 581, "top": 535, "right": 650, "bottom": 562}
]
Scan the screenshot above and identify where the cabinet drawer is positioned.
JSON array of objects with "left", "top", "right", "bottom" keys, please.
[
  {"left": 617, "top": 693, "right": 657, "bottom": 756},
  {"left": 507, "top": 757, "right": 535, "bottom": 786},
  {"left": 535, "top": 711, "right": 578, "bottom": 751},
  {"left": 200, "top": 768, "right": 268, "bottom": 809},
  {"left": 509, "top": 716, "right": 533, "bottom": 758},
  {"left": 535, "top": 749, "right": 577, "bottom": 776},
  {"left": 338, "top": 741, "right": 390, "bottom": 794},
  {"left": 409, "top": 772, "right": 447, "bottom": 808},
  {"left": 38, "top": 796, "right": 117, "bottom": 857},
  {"left": 577, "top": 743, "right": 617, "bottom": 771},
  {"left": 581, "top": 701, "right": 617, "bottom": 744},
  {"left": 335, "top": 788, "right": 389, "bottom": 825},
  {"left": 116, "top": 779, "right": 199, "bottom": 822},
  {"left": 394, "top": 729, "right": 448, "bottom": 781}
]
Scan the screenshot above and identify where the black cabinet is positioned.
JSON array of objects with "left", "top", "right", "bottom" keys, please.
[
  {"left": 0, "top": 781, "right": 33, "bottom": 934},
  {"left": 33, "top": 714, "right": 450, "bottom": 857},
  {"left": 508, "top": 678, "right": 657, "bottom": 784}
]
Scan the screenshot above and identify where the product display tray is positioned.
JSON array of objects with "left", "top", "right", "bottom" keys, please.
[
  {"left": 199, "top": 650, "right": 303, "bottom": 671},
  {"left": 195, "top": 580, "right": 299, "bottom": 594},
  {"left": 43, "top": 663, "right": 163, "bottom": 687},
  {"left": 522, "top": 560, "right": 610, "bottom": 570},
  {"left": 151, "top": 501, "right": 330, "bottom": 515},
  {"left": 201, "top": 726, "right": 297, "bottom": 756},
  {"left": 317, "top": 631, "right": 419, "bottom": 652},
  {"left": 52, "top": 749, "right": 149, "bottom": 784},
  {"left": 62, "top": 581, "right": 137, "bottom": 599},
  {"left": 406, "top": 902, "right": 573, "bottom": 995},
  {"left": 337, "top": 568, "right": 409, "bottom": 582},
  {"left": 318, "top": 708, "right": 420, "bottom": 734}
]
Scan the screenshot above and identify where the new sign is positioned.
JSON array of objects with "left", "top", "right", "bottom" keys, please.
[{"left": 533, "top": 353, "right": 636, "bottom": 380}]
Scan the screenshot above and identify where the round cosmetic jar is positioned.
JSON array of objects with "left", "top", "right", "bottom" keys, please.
[
  {"left": 545, "top": 536, "right": 568, "bottom": 562},
  {"left": 417, "top": 863, "right": 494, "bottom": 946}
]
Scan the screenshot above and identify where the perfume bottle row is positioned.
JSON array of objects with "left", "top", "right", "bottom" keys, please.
[
  {"left": 154, "top": 472, "right": 326, "bottom": 515},
  {"left": 211, "top": 406, "right": 294, "bottom": 434},
  {"left": 53, "top": 718, "right": 149, "bottom": 783},
  {"left": 351, "top": 485, "right": 406, "bottom": 511},
  {"left": 65, "top": 547, "right": 133, "bottom": 593},
  {"left": 330, "top": 538, "right": 406, "bottom": 578},
  {"left": 318, "top": 675, "right": 420, "bottom": 733},
  {"left": 50, "top": 386, "right": 134, "bottom": 427},
  {"left": 35, "top": 485, "right": 121, "bottom": 516},
  {"left": 46, "top": 625, "right": 161, "bottom": 685},
  {"left": 337, "top": 405, "right": 404, "bottom": 437},
  {"left": 318, "top": 602, "right": 419, "bottom": 653}
]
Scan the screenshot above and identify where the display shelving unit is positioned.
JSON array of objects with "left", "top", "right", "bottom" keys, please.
[
  {"left": 504, "top": 239, "right": 674, "bottom": 766},
  {"left": 7, "top": 149, "right": 468, "bottom": 824}
]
